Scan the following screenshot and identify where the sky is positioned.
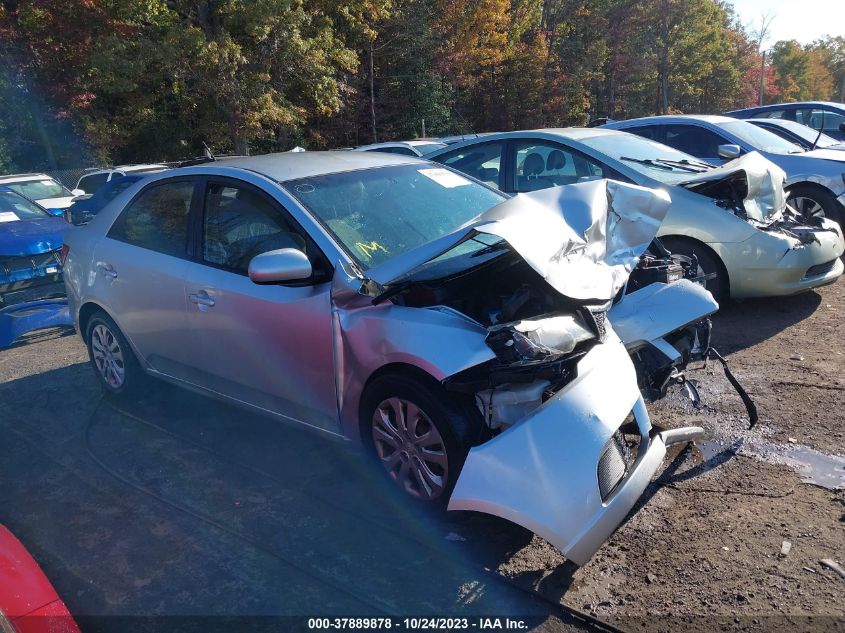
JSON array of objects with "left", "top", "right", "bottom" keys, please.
[{"left": 728, "top": 0, "right": 845, "bottom": 46}]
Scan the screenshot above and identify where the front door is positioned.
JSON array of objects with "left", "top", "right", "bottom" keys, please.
[{"left": 183, "top": 178, "right": 339, "bottom": 434}]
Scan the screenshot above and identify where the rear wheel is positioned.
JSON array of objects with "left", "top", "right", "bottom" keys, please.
[
  {"left": 787, "top": 185, "right": 842, "bottom": 227},
  {"left": 661, "top": 237, "right": 727, "bottom": 303},
  {"left": 361, "top": 372, "right": 482, "bottom": 505},
  {"left": 85, "top": 311, "right": 145, "bottom": 396}
]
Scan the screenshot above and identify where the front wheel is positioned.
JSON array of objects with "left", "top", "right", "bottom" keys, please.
[
  {"left": 661, "top": 237, "right": 727, "bottom": 304},
  {"left": 787, "top": 186, "right": 842, "bottom": 227},
  {"left": 361, "top": 373, "right": 481, "bottom": 504}
]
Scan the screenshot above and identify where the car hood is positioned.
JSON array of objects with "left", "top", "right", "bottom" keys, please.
[
  {"left": 677, "top": 152, "right": 787, "bottom": 224},
  {"left": 35, "top": 195, "right": 76, "bottom": 210},
  {"left": 365, "top": 178, "right": 671, "bottom": 303},
  {"left": 0, "top": 216, "right": 68, "bottom": 256},
  {"left": 801, "top": 148, "right": 845, "bottom": 162}
]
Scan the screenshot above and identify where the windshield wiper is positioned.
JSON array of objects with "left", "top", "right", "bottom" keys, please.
[
  {"left": 619, "top": 156, "right": 676, "bottom": 171},
  {"left": 652, "top": 158, "right": 712, "bottom": 171},
  {"left": 619, "top": 156, "right": 710, "bottom": 172}
]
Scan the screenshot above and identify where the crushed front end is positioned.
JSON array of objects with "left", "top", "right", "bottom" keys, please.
[{"left": 0, "top": 227, "right": 72, "bottom": 348}]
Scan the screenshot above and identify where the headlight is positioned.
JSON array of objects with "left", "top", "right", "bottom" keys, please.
[{"left": 486, "top": 313, "right": 596, "bottom": 364}]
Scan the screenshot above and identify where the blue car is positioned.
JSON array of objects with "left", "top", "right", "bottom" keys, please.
[
  {"left": 0, "top": 186, "right": 72, "bottom": 347},
  {"left": 725, "top": 101, "right": 845, "bottom": 141},
  {"left": 66, "top": 174, "right": 148, "bottom": 225}
]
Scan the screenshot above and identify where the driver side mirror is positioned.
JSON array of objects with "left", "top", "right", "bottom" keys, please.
[
  {"left": 717, "top": 144, "right": 741, "bottom": 159},
  {"left": 248, "top": 248, "right": 312, "bottom": 284},
  {"left": 839, "top": 122, "right": 845, "bottom": 133}
]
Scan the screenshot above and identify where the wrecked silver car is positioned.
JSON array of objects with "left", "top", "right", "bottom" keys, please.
[{"left": 64, "top": 152, "right": 707, "bottom": 564}]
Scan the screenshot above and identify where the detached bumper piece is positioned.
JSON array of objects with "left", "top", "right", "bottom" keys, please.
[{"left": 0, "top": 299, "right": 72, "bottom": 348}]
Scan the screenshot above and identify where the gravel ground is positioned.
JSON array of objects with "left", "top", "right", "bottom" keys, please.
[{"left": 1, "top": 279, "right": 844, "bottom": 631}]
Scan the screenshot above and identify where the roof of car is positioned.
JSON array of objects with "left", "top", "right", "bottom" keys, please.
[
  {"left": 611, "top": 114, "right": 736, "bottom": 125},
  {"left": 0, "top": 173, "right": 54, "bottom": 183},
  {"left": 208, "top": 150, "right": 423, "bottom": 181},
  {"left": 727, "top": 101, "right": 845, "bottom": 113},
  {"left": 81, "top": 164, "right": 167, "bottom": 176}
]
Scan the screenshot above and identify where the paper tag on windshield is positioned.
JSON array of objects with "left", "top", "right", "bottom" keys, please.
[
  {"left": 0, "top": 212, "right": 19, "bottom": 223},
  {"left": 419, "top": 168, "right": 470, "bottom": 188}
]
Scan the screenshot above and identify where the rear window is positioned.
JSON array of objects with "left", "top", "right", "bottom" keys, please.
[{"left": 77, "top": 173, "right": 109, "bottom": 194}]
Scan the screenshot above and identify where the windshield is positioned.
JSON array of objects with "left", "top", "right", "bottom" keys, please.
[
  {"left": 579, "top": 133, "right": 710, "bottom": 183},
  {"left": 762, "top": 120, "right": 838, "bottom": 148},
  {"left": 284, "top": 164, "right": 507, "bottom": 269},
  {"left": 0, "top": 191, "right": 49, "bottom": 221},
  {"left": 5, "top": 178, "right": 70, "bottom": 200},
  {"left": 718, "top": 121, "right": 804, "bottom": 154}
]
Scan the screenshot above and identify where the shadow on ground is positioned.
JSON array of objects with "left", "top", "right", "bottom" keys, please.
[
  {"left": 711, "top": 291, "right": 822, "bottom": 353},
  {"left": 0, "top": 363, "right": 591, "bottom": 631}
]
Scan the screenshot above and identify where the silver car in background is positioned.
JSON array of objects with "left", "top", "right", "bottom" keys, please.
[
  {"left": 603, "top": 115, "right": 845, "bottom": 224},
  {"left": 62, "top": 151, "right": 704, "bottom": 565},
  {"left": 427, "top": 129, "right": 844, "bottom": 302}
]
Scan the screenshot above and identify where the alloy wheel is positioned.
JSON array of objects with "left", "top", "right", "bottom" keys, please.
[
  {"left": 91, "top": 323, "right": 126, "bottom": 389},
  {"left": 790, "top": 195, "right": 825, "bottom": 221},
  {"left": 371, "top": 396, "right": 449, "bottom": 501}
]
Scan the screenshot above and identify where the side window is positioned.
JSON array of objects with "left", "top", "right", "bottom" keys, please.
[
  {"left": 108, "top": 180, "right": 194, "bottom": 258},
  {"left": 109, "top": 172, "right": 125, "bottom": 182},
  {"left": 78, "top": 173, "right": 109, "bottom": 194},
  {"left": 796, "top": 108, "right": 845, "bottom": 132},
  {"left": 513, "top": 141, "right": 605, "bottom": 192},
  {"left": 434, "top": 142, "right": 504, "bottom": 189},
  {"left": 626, "top": 125, "right": 662, "bottom": 142},
  {"left": 663, "top": 125, "right": 725, "bottom": 158},
  {"left": 202, "top": 182, "right": 307, "bottom": 274}
]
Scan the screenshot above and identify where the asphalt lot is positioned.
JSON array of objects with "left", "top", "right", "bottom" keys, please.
[
  {"left": 0, "top": 328, "right": 591, "bottom": 632},
  {"left": 1, "top": 279, "right": 844, "bottom": 632}
]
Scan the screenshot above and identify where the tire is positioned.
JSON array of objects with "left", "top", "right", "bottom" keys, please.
[
  {"left": 661, "top": 237, "right": 728, "bottom": 304},
  {"left": 85, "top": 311, "right": 145, "bottom": 397},
  {"left": 787, "top": 185, "right": 843, "bottom": 227},
  {"left": 360, "top": 372, "right": 483, "bottom": 505}
]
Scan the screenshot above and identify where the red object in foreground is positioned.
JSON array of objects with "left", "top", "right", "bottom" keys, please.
[{"left": 0, "top": 525, "right": 80, "bottom": 633}]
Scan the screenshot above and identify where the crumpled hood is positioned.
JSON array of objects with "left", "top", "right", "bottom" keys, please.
[
  {"left": 677, "top": 151, "right": 786, "bottom": 223},
  {"left": 0, "top": 216, "right": 68, "bottom": 256},
  {"left": 366, "top": 178, "right": 671, "bottom": 303}
]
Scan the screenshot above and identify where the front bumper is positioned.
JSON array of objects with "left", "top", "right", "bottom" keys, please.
[
  {"left": 718, "top": 221, "right": 845, "bottom": 298},
  {"left": 0, "top": 298, "right": 72, "bottom": 348},
  {"left": 447, "top": 335, "right": 702, "bottom": 565}
]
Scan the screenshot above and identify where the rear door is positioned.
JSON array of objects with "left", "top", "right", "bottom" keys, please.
[
  {"left": 93, "top": 177, "right": 200, "bottom": 378},
  {"left": 182, "top": 177, "right": 339, "bottom": 434}
]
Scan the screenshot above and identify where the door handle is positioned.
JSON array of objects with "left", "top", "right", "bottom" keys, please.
[
  {"left": 189, "top": 291, "right": 216, "bottom": 308},
  {"left": 98, "top": 263, "right": 118, "bottom": 279}
]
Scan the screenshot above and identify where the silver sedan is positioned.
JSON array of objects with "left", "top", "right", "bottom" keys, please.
[{"left": 62, "top": 151, "right": 701, "bottom": 565}]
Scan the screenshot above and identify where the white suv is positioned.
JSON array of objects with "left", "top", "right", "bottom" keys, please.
[{"left": 75, "top": 164, "right": 168, "bottom": 195}]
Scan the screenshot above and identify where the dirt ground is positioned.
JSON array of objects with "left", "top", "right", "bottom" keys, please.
[{"left": 1, "top": 278, "right": 844, "bottom": 632}]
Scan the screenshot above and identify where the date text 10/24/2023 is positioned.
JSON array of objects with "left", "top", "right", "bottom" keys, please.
[{"left": 307, "top": 617, "right": 530, "bottom": 630}]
